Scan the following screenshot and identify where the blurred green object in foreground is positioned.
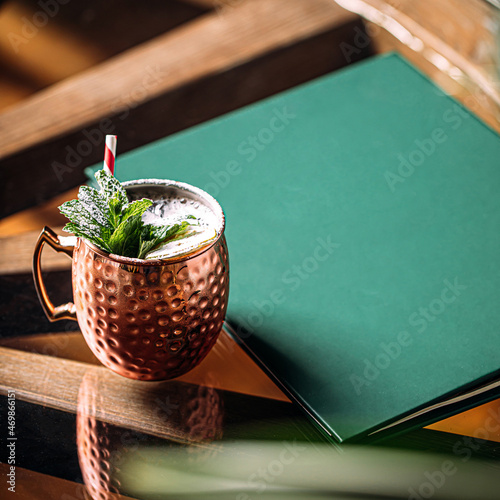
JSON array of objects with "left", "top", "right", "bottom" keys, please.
[{"left": 115, "top": 441, "right": 500, "bottom": 500}]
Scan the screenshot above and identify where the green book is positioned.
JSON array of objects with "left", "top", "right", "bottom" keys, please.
[{"left": 87, "top": 53, "right": 500, "bottom": 442}]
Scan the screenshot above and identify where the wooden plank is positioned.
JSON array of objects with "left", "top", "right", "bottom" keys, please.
[
  {"left": 0, "top": 345, "right": 216, "bottom": 445},
  {"left": 0, "top": 0, "right": 368, "bottom": 217},
  {"left": 0, "top": 330, "right": 289, "bottom": 402},
  {"left": 0, "top": 188, "right": 77, "bottom": 237},
  {"left": 0, "top": 331, "right": 100, "bottom": 364},
  {"left": 183, "top": 0, "right": 251, "bottom": 8},
  {"left": 0, "top": 1, "right": 208, "bottom": 105},
  {"left": 376, "top": 0, "right": 497, "bottom": 78},
  {"left": 0, "top": 464, "right": 137, "bottom": 500},
  {"left": 0, "top": 0, "right": 356, "bottom": 159},
  {"left": 0, "top": 2, "right": 102, "bottom": 88},
  {"left": 0, "top": 326, "right": 287, "bottom": 443},
  {"left": 336, "top": 0, "right": 500, "bottom": 130},
  {"left": 427, "top": 398, "right": 500, "bottom": 444},
  {"left": 182, "top": 0, "right": 224, "bottom": 6},
  {"left": 0, "top": 227, "right": 70, "bottom": 274}
]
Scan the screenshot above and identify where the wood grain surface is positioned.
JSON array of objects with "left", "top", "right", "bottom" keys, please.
[
  {"left": 0, "top": 329, "right": 288, "bottom": 402},
  {"left": 0, "top": 0, "right": 367, "bottom": 217},
  {"left": 0, "top": 464, "right": 137, "bottom": 500},
  {"left": 0, "top": 344, "right": 232, "bottom": 445},
  {"left": 0, "top": 0, "right": 355, "bottom": 159},
  {"left": 0, "top": 227, "right": 70, "bottom": 274},
  {"left": 0, "top": 0, "right": 208, "bottom": 111},
  {"left": 337, "top": 0, "right": 500, "bottom": 132}
]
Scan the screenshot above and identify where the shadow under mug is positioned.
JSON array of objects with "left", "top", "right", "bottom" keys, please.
[{"left": 32, "top": 179, "right": 229, "bottom": 381}]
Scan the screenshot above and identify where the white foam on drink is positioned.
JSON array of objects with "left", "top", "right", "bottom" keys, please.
[{"left": 141, "top": 196, "right": 218, "bottom": 260}]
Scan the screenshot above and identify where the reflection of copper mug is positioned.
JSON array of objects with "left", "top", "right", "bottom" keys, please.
[
  {"left": 77, "top": 370, "right": 223, "bottom": 500},
  {"left": 33, "top": 180, "right": 229, "bottom": 381}
]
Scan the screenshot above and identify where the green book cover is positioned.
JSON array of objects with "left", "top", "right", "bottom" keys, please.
[{"left": 87, "top": 53, "right": 500, "bottom": 442}]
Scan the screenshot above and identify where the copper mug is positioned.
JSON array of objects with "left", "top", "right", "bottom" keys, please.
[{"left": 33, "top": 179, "right": 229, "bottom": 381}]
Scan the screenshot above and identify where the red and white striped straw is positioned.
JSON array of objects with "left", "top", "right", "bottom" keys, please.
[{"left": 103, "top": 135, "right": 117, "bottom": 175}]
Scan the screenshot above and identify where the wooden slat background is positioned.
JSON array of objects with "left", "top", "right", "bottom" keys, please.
[
  {"left": 0, "top": 227, "right": 70, "bottom": 273},
  {"left": 0, "top": 0, "right": 369, "bottom": 217}
]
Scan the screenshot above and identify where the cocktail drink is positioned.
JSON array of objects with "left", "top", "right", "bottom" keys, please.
[
  {"left": 126, "top": 179, "right": 220, "bottom": 260},
  {"left": 33, "top": 178, "right": 229, "bottom": 381}
]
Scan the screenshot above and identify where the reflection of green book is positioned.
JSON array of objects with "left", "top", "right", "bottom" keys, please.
[{"left": 87, "top": 53, "right": 500, "bottom": 442}]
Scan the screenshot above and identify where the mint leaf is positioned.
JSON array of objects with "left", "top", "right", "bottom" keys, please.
[
  {"left": 137, "top": 237, "right": 159, "bottom": 260},
  {"left": 136, "top": 222, "right": 192, "bottom": 259},
  {"left": 77, "top": 185, "right": 111, "bottom": 229},
  {"left": 59, "top": 169, "right": 194, "bottom": 259},
  {"left": 151, "top": 221, "right": 187, "bottom": 241},
  {"left": 122, "top": 199, "right": 153, "bottom": 221},
  {"left": 95, "top": 169, "right": 128, "bottom": 206},
  {"left": 165, "top": 226, "right": 194, "bottom": 243},
  {"left": 108, "top": 215, "right": 143, "bottom": 257},
  {"left": 62, "top": 222, "right": 112, "bottom": 252},
  {"left": 108, "top": 194, "right": 124, "bottom": 228},
  {"left": 59, "top": 199, "right": 108, "bottom": 241}
]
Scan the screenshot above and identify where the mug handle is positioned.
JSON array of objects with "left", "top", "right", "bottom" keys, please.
[{"left": 32, "top": 226, "right": 77, "bottom": 322}]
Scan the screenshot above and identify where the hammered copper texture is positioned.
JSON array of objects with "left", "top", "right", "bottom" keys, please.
[
  {"left": 77, "top": 377, "right": 122, "bottom": 500},
  {"left": 72, "top": 236, "right": 229, "bottom": 381},
  {"left": 77, "top": 371, "right": 224, "bottom": 499}
]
